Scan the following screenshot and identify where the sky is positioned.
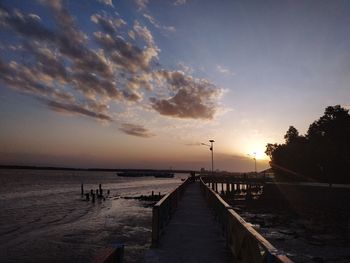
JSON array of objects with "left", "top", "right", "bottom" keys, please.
[{"left": 0, "top": 0, "right": 349, "bottom": 172}]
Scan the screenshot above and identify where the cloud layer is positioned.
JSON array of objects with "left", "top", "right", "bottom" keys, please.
[{"left": 0, "top": 0, "right": 223, "bottom": 137}]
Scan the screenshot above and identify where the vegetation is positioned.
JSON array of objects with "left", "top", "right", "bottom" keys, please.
[{"left": 266, "top": 105, "right": 350, "bottom": 183}]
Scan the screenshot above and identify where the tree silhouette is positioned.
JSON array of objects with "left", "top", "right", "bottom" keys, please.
[
  {"left": 266, "top": 105, "right": 350, "bottom": 183},
  {"left": 284, "top": 126, "right": 299, "bottom": 144}
]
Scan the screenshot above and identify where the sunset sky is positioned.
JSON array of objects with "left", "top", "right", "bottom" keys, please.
[{"left": 1, "top": 0, "right": 349, "bottom": 171}]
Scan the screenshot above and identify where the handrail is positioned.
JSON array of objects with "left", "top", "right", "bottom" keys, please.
[
  {"left": 151, "top": 177, "right": 192, "bottom": 247},
  {"left": 199, "top": 177, "right": 293, "bottom": 263}
]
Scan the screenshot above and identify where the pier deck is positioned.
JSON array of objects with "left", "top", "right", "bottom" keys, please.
[{"left": 145, "top": 182, "right": 233, "bottom": 263}]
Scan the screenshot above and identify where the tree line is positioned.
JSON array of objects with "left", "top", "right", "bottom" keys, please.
[{"left": 265, "top": 105, "right": 350, "bottom": 183}]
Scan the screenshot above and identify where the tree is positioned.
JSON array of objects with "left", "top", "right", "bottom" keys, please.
[
  {"left": 284, "top": 126, "right": 299, "bottom": 144},
  {"left": 307, "top": 105, "right": 350, "bottom": 183},
  {"left": 307, "top": 105, "right": 350, "bottom": 141},
  {"left": 266, "top": 105, "right": 350, "bottom": 183},
  {"left": 265, "top": 143, "right": 279, "bottom": 158}
]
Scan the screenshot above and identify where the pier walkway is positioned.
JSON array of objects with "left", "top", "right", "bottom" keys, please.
[{"left": 145, "top": 181, "right": 233, "bottom": 263}]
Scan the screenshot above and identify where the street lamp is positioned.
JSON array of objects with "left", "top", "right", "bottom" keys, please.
[
  {"left": 247, "top": 152, "right": 257, "bottom": 173},
  {"left": 202, "top": 139, "right": 215, "bottom": 175}
]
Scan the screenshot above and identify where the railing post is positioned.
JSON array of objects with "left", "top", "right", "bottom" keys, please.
[
  {"left": 199, "top": 176, "right": 293, "bottom": 263},
  {"left": 151, "top": 206, "right": 160, "bottom": 247}
]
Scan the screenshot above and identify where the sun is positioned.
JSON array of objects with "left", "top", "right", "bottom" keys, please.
[
  {"left": 248, "top": 150, "right": 267, "bottom": 160},
  {"left": 244, "top": 141, "right": 269, "bottom": 160}
]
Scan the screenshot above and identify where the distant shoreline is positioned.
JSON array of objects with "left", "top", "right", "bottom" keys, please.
[
  {"left": 0, "top": 165, "right": 195, "bottom": 173},
  {"left": 0, "top": 165, "right": 113, "bottom": 171}
]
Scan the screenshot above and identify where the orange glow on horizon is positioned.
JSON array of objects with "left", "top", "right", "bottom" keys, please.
[{"left": 242, "top": 141, "right": 270, "bottom": 161}]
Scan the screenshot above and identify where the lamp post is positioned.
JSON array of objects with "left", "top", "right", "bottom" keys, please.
[
  {"left": 247, "top": 152, "right": 257, "bottom": 173},
  {"left": 202, "top": 140, "right": 215, "bottom": 175}
]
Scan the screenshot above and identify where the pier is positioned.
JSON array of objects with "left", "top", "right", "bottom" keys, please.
[{"left": 147, "top": 175, "right": 293, "bottom": 263}]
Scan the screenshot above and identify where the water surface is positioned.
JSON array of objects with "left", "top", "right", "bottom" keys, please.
[{"left": 0, "top": 169, "right": 185, "bottom": 262}]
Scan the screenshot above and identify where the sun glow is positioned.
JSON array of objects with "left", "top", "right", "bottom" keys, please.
[
  {"left": 247, "top": 150, "right": 267, "bottom": 160},
  {"left": 243, "top": 141, "right": 269, "bottom": 160}
]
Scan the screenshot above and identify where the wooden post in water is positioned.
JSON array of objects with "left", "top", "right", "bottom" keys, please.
[
  {"left": 99, "top": 184, "right": 103, "bottom": 196},
  {"left": 81, "top": 184, "right": 84, "bottom": 196}
]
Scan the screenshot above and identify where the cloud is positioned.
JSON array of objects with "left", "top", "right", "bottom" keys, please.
[
  {"left": 0, "top": 56, "right": 114, "bottom": 123},
  {"left": 71, "top": 70, "right": 122, "bottom": 100},
  {"left": 0, "top": 5, "right": 55, "bottom": 41},
  {"left": 133, "top": 20, "right": 154, "bottom": 45},
  {"left": 93, "top": 24, "right": 159, "bottom": 75},
  {"left": 45, "top": 99, "right": 113, "bottom": 121},
  {"left": 143, "top": 14, "right": 176, "bottom": 33},
  {"left": 174, "top": 0, "right": 187, "bottom": 6},
  {"left": 216, "top": 65, "right": 235, "bottom": 76},
  {"left": 185, "top": 142, "right": 201, "bottom": 146},
  {"left": 42, "top": 2, "right": 114, "bottom": 79},
  {"left": 91, "top": 13, "right": 126, "bottom": 35},
  {"left": 0, "top": 3, "right": 151, "bottom": 107},
  {"left": 177, "top": 62, "right": 193, "bottom": 74},
  {"left": 0, "top": 4, "right": 121, "bottom": 122},
  {"left": 135, "top": 0, "right": 149, "bottom": 10},
  {"left": 150, "top": 70, "right": 223, "bottom": 119},
  {"left": 127, "top": 72, "right": 153, "bottom": 91},
  {"left": 26, "top": 43, "right": 69, "bottom": 84},
  {"left": 0, "top": 58, "right": 73, "bottom": 101},
  {"left": 0, "top": 0, "right": 225, "bottom": 134},
  {"left": 97, "top": 0, "right": 114, "bottom": 7},
  {"left": 91, "top": 34, "right": 159, "bottom": 97},
  {"left": 119, "top": 123, "right": 155, "bottom": 137}
]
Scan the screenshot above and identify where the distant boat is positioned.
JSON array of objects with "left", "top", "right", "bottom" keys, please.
[
  {"left": 117, "top": 171, "right": 174, "bottom": 178},
  {"left": 117, "top": 171, "right": 145, "bottom": 177},
  {"left": 154, "top": 172, "right": 174, "bottom": 178}
]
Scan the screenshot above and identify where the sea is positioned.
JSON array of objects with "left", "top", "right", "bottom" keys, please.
[{"left": 0, "top": 169, "right": 186, "bottom": 263}]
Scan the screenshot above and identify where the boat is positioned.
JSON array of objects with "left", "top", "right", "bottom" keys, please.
[
  {"left": 117, "top": 171, "right": 147, "bottom": 177},
  {"left": 154, "top": 172, "right": 174, "bottom": 178},
  {"left": 117, "top": 171, "right": 174, "bottom": 178}
]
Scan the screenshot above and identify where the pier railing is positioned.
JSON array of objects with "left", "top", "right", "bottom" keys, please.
[
  {"left": 199, "top": 177, "right": 293, "bottom": 263},
  {"left": 151, "top": 177, "right": 192, "bottom": 246}
]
